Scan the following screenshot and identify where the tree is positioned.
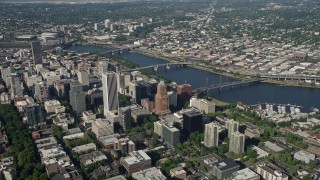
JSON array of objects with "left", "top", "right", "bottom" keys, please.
[
  {"left": 51, "top": 124, "right": 63, "bottom": 140},
  {"left": 246, "top": 148, "right": 257, "bottom": 159},
  {"left": 302, "top": 174, "right": 312, "bottom": 180},
  {"left": 0, "top": 104, "right": 48, "bottom": 179}
]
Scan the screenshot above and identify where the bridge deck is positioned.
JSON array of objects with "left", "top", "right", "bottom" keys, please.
[{"left": 194, "top": 78, "right": 263, "bottom": 92}]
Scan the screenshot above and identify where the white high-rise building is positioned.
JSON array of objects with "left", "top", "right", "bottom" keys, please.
[
  {"left": 94, "top": 23, "right": 100, "bottom": 31},
  {"left": 226, "top": 119, "right": 239, "bottom": 138},
  {"left": 102, "top": 71, "right": 119, "bottom": 117},
  {"left": 204, "top": 122, "right": 219, "bottom": 148},
  {"left": 229, "top": 131, "right": 245, "bottom": 155},
  {"left": 104, "top": 19, "right": 111, "bottom": 29}
]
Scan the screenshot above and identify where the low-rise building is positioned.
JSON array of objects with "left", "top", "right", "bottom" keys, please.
[
  {"left": 51, "top": 169, "right": 83, "bottom": 180},
  {"left": 92, "top": 164, "right": 119, "bottom": 180},
  {"left": 72, "top": 143, "right": 97, "bottom": 154},
  {"left": 82, "top": 110, "right": 96, "bottom": 121},
  {"left": 293, "top": 150, "right": 315, "bottom": 163},
  {"left": 212, "top": 159, "right": 240, "bottom": 179},
  {"left": 92, "top": 119, "right": 114, "bottom": 138},
  {"left": 264, "top": 141, "right": 284, "bottom": 153},
  {"left": 106, "top": 175, "right": 127, "bottom": 180},
  {"left": 99, "top": 134, "right": 121, "bottom": 149},
  {"left": 80, "top": 151, "right": 108, "bottom": 166},
  {"left": 120, "top": 150, "right": 151, "bottom": 174},
  {"left": 189, "top": 97, "right": 215, "bottom": 114},
  {"left": 244, "top": 126, "right": 263, "bottom": 138},
  {"left": 44, "top": 100, "right": 62, "bottom": 113},
  {"left": 251, "top": 146, "right": 269, "bottom": 159},
  {"left": 170, "top": 167, "right": 186, "bottom": 180},
  {"left": 132, "top": 167, "right": 166, "bottom": 180},
  {"left": 63, "top": 132, "right": 84, "bottom": 140},
  {"left": 52, "top": 113, "right": 74, "bottom": 130},
  {"left": 231, "top": 168, "right": 260, "bottom": 180},
  {"left": 0, "top": 157, "right": 16, "bottom": 180},
  {"left": 256, "top": 163, "right": 288, "bottom": 180}
]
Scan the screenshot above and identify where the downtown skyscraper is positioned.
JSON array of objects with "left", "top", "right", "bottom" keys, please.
[
  {"left": 102, "top": 71, "right": 119, "bottom": 117},
  {"left": 154, "top": 81, "right": 170, "bottom": 116},
  {"left": 31, "top": 41, "right": 42, "bottom": 65}
]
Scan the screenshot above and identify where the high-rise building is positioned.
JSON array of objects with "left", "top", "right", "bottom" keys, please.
[
  {"left": 54, "top": 81, "right": 65, "bottom": 99},
  {"left": 93, "top": 23, "right": 99, "bottom": 31},
  {"left": 141, "top": 98, "right": 155, "bottom": 112},
  {"left": 31, "top": 41, "right": 42, "bottom": 65},
  {"left": 10, "top": 75, "right": 23, "bottom": 98},
  {"left": 135, "top": 82, "right": 151, "bottom": 105},
  {"left": 177, "top": 84, "right": 192, "bottom": 107},
  {"left": 97, "top": 61, "right": 108, "bottom": 76},
  {"left": 154, "top": 81, "right": 170, "bottom": 116},
  {"left": 34, "top": 82, "right": 48, "bottom": 103},
  {"left": 77, "top": 70, "right": 89, "bottom": 86},
  {"left": 25, "top": 104, "right": 45, "bottom": 128},
  {"left": 154, "top": 120, "right": 180, "bottom": 148},
  {"left": 226, "top": 119, "right": 239, "bottom": 138},
  {"left": 204, "top": 122, "right": 219, "bottom": 148},
  {"left": 229, "top": 131, "right": 245, "bottom": 155},
  {"left": 69, "top": 81, "right": 86, "bottom": 114},
  {"left": 110, "top": 24, "right": 116, "bottom": 31},
  {"left": 104, "top": 19, "right": 111, "bottom": 29},
  {"left": 102, "top": 72, "right": 119, "bottom": 117},
  {"left": 183, "top": 110, "right": 203, "bottom": 132},
  {"left": 119, "top": 106, "right": 132, "bottom": 131},
  {"left": 167, "top": 91, "right": 177, "bottom": 107},
  {"left": 162, "top": 123, "right": 180, "bottom": 148}
]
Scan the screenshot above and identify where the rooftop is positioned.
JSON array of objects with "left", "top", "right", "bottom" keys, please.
[
  {"left": 132, "top": 167, "right": 167, "bottom": 180},
  {"left": 214, "top": 159, "right": 239, "bottom": 171},
  {"left": 264, "top": 141, "right": 284, "bottom": 152},
  {"left": 106, "top": 175, "right": 127, "bottom": 180},
  {"left": 232, "top": 168, "right": 259, "bottom": 179}
]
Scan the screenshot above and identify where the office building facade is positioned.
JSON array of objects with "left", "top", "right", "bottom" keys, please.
[
  {"left": 31, "top": 41, "right": 42, "bottom": 65},
  {"left": 69, "top": 81, "right": 86, "bottom": 113},
  {"left": 118, "top": 106, "right": 132, "bottom": 131},
  {"left": 183, "top": 110, "right": 203, "bottom": 132},
  {"left": 162, "top": 123, "right": 180, "bottom": 148},
  {"left": 102, "top": 72, "right": 119, "bottom": 116},
  {"left": 176, "top": 84, "right": 192, "bottom": 107}
]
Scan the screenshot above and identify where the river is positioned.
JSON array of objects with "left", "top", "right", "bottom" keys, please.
[{"left": 66, "top": 45, "right": 320, "bottom": 112}]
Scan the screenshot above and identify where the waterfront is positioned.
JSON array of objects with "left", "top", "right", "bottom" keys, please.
[{"left": 68, "top": 45, "right": 320, "bottom": 111}]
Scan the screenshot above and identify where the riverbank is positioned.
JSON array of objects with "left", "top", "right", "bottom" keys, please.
[
  {"left": 0, "top": 41, "right": 30, "bottom": 47},
  {"left": 132, "top": 49, "right": 320, "bottom": 89},
  {"left": 263, "top": 80, "right": 320, "bottom": 89},
  {"left": 78, "top": 42, "right": 320, "bottom": 89}
]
